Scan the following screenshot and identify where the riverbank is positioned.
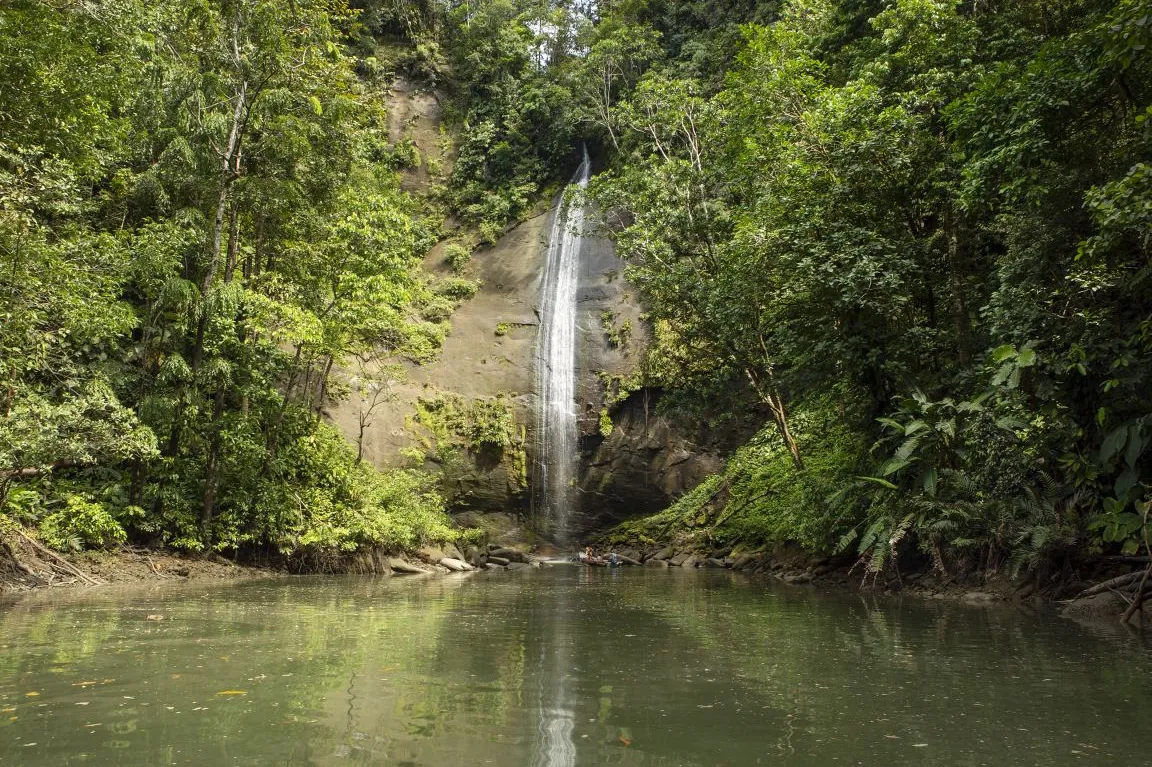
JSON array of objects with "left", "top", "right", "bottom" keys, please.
[
  {"left": 0, "top": 525, "right": 533, "bottom": 594},
  {"left": 0, "top": 533, "right": 279, "bottom": 593},
  {"left": 585, "top": 539, "right": 1152, "bottom": 625},
  {"left": 6, "top": 526, "right": 1149, "bottom": 629}
]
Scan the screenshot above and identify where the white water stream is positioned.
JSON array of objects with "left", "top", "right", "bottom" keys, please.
[{"left": 534, "top": 146, "right": 591, "bottom": 545}]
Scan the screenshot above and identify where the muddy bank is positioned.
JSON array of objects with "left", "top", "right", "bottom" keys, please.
[
  {"left": 0, "top": 528, "right": 550, "bottom": 595},
  {"left": 0, "top": 534, "right": 280, "bottom": 594}
]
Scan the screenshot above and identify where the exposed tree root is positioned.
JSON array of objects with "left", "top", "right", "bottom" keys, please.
[{"left": 1121, "top": 566, "right": 1152, "bottom": 625}]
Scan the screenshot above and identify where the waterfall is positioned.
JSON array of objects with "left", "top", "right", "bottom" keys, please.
[{"left": 534, "top": 145, "right": 591, "bottom": 545}]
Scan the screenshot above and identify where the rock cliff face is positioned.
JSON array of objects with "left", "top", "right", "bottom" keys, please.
[
  {"left": 574, "top": 389, "right": 734, "bottom": 536},
  {"left": 324, "top": 79, "right": 723, "bottom": 540}
]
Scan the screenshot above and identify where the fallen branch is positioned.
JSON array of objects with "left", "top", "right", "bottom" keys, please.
[
  {"left": 17, "top": 532, "right": 104, "bottom": 586},
  {"left": 1, "top": 538, "right": 45, "bottom": 585},
  {"left": 1102, "top": 555, "right": 1150, "bottom": 565},
  {"left": 144, "top": 555, "right": 169, "bottom": 579},
  {"left": 1074, "top": 570, "right": 1145, "bottom": 598},
  {"left": 1, "top": 461, "right": 90, "bottom": 479}
]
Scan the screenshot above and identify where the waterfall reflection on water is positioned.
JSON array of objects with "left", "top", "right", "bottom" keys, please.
[
  {"left": 532, "top": 578, "right": 577, "bottom": 767},
  {"left": 533, "top": 145, "right": 592, "bottom": 546}
]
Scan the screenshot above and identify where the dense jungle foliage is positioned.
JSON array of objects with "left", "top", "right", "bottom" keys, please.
[
  {"left": 404, "top": 0, "right": 1152, "bottom": 576},
  {"left": 578, "top": 0, "right": 1152, "bottom": 577},
  {"left": 3, "top": 0, "right": 1150, "bottom": 581},
  {"left": 0, "top": 0, "right": 464, "bottom": 560}
]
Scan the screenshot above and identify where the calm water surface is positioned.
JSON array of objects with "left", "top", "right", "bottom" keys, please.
[{"left": 1, "top": 567, "right": 1150, "bottom": 766}]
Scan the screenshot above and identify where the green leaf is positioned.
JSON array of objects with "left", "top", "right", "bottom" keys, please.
[
  {"left": 835, "top": 528, "right": 859, "bottom": 554},
  {"left": 858, "top": 475, "right": 899, "bottom": 490},
  {"left": 995, "top": 416, "right": 1028, "bottom": 432},
  {"left": 922, "top": 467, "right": 938, "bottom": 498},
  {"left": 990, "top": 344, "right": 1017, "bottom": 363},
  {"left": 881, "top": 457, "right": 913, "bottom": 476},
  {"left": 1100, "top": 425, "right": 1129, "bottom": 463},
  {"left": 895, "top": 435, "right": 922, "bottom": 462},
  {"left": 904, "top": 420, "right": 929, "bottom": 436},
  {"left": 1115, "top": 467, "right": 1139, "bottom": 499},
  {"left": 1124, "top": 429, "right": 1146, "bottom": 467},
  {"left": 1015, "top": 348, "right": 1037, "bottom": 367}
]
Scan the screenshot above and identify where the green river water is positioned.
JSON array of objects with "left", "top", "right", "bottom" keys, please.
[{"left": 1, "top": 566, "right": 1150, "bottom": 766}]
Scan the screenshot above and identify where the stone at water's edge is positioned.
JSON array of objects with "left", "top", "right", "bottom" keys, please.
[
  {"left": 732, "top": 554, "right": 758, "bottom": 570},
  {"left": 488, "top": 547, "right": 528, "bottom": 563},
  {"left": 389, "top": 558, "right": 429, "bottom": 575},
  {"left": 650, "top": 546, "right": 676, "bottom": 561},
  {"left": 439, "top": 558, "right": 472, "bottom": 572},
  {"left": 645, "top": 559, "right": 669, "bottom": 568},
  {"left": 417, "top": 545, "right": 446, "bottom": 564}
]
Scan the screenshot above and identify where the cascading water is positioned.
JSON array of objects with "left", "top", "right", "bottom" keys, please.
[{"left": 533, "top": 145, "right": 591, "bottom": 545}]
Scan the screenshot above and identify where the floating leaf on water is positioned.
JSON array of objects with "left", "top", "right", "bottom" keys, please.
[
  {"left": 24, "top": 692, "right": 39, "bottom": 697},
  {"left": 215, "top": 690, "right": 247, "bottom": 696}
]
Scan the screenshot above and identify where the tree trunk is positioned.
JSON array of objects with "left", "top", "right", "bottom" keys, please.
[
  {"left": 191, "top": 80, "right": 247, "bottom": 373},
  {"left": 745, "top": 367, "right": 804, "bottom": 470},
  {"left": 357, "top": 420, "right": 367, "bottom": 464},
  {"left": 314, "top": 355, "right": 334, "bottom": 423},
  {"left": 200, "top": 388, "right": 227, "bottom": 543},
  {"left": 263, "top": 345, "right": 304, "bottom": 473},
  {"left": 945, "top": 211, "right": 971, "bottom": 366}
]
